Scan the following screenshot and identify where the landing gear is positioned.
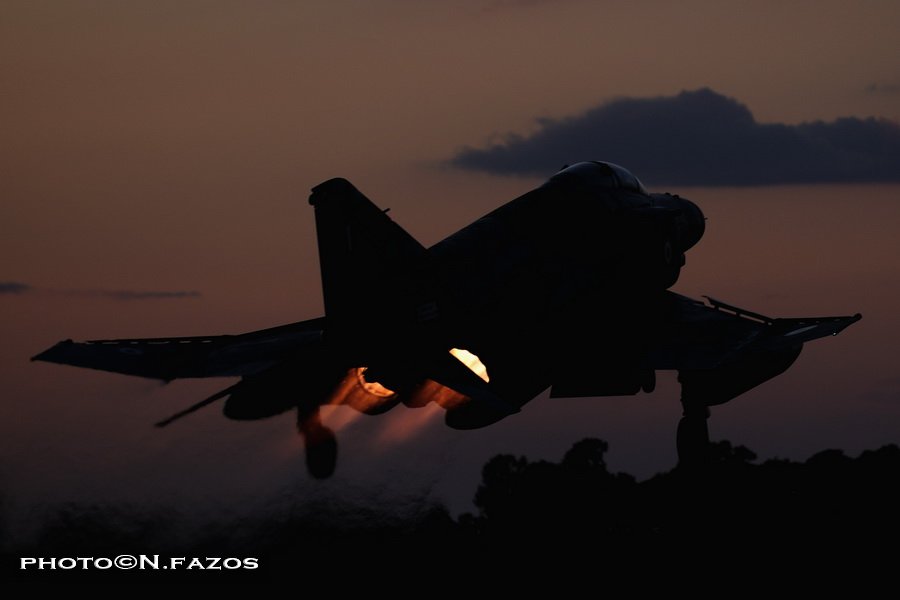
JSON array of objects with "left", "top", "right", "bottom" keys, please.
[
  {"left": 676, "top": 402, "right": 710, "bottom": 470},
  {"left": 297, "top": 406, "right": 337, "bottom": 479}
]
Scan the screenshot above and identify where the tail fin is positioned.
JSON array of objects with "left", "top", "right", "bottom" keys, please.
[{"left": 308, "top": 178, "right": 434, "bottom": 355}]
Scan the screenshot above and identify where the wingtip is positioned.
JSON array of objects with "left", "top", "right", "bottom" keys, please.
[
  {"left": 30, "top": 348, "right": 54, "bottom": 363},
  {"left": 30, "top": 339, "right": 74, "bottom": 363}
]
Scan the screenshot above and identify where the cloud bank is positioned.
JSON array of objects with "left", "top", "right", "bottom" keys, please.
[
  {"left": 0, "top": 282, "right": 31, "bottom": 294},
  {"left": 450, "top": 88, "right": 900, "bottom": 186}
]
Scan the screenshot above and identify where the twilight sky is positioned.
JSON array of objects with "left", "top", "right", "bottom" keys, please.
[{"left": 2, "top": 1, "right": 900, "bottom": 537}]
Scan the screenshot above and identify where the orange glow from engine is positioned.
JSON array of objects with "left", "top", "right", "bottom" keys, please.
[
  {"left": 374, "top": 403, "right": 443, "bottom": 447},
  {"left": 322, "top": 368, "right": 399, "bottom": 420},
  {"left": 449, "top": 348, "right": 490, "bottom": 383},
  {"left": 355, "top": 367, "right": 396, "bottom": 397}
]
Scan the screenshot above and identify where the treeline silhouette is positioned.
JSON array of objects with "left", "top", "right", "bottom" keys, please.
[
  {"left": 8, "top": 438, "right": 900, "bottom": 579},
  {"left": 468, "top": 439, "right": 900, "bottom": 543}
]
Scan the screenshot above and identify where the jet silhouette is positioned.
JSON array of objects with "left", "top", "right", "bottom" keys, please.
[{"left": 33, "top": 162, "right": 861, "bottom": 477}]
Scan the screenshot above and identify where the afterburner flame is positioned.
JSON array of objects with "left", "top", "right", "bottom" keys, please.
[{"left": 449, "top": 348, "right": 490, "bottom": 383}]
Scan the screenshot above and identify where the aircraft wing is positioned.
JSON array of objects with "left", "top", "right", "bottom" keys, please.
[
  {"left": 549, "top": 292, "right": 860, "bottom": 401},
  {"left": 645, "top": 294, "right": 862, "bottom": 370},
  {"left": 31, "top": 318, "right": 326, "bottom": 381}
]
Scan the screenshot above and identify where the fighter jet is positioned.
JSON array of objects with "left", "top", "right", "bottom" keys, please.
[{"left": 32, "top": 162, "right": 861, "bottom": 477}]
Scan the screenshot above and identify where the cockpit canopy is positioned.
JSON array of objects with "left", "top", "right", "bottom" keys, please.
[{"left": 551, "top": 161, "right": 648, "bottom": 195}]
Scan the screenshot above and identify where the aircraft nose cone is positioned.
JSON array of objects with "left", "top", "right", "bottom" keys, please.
[{"left": 680, "top": 198, "right": 705, "bottom": 251}]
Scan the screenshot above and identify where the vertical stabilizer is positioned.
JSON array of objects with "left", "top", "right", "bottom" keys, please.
[{"left": 308, "top": 178, "right": 433, "bottom": 358}]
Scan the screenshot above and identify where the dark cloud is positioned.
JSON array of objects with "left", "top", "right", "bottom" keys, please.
[
  {"left": 866, "top": 81, "right": 900, "bottom": 94},
  {"left": 0, "top": 282, "right": 30, "bottom": 294},
  {"left": 0, "top": 282, "right": 199, "bottom": 300},
  {"left": 483, "top": 0, "right": 558, "bottom": 11},
  {"left": 95, "top": 290, "right": 201, "bottom": 301},
  {"left": 450, "top": 88, "right": 900, "bottom": 186}
]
